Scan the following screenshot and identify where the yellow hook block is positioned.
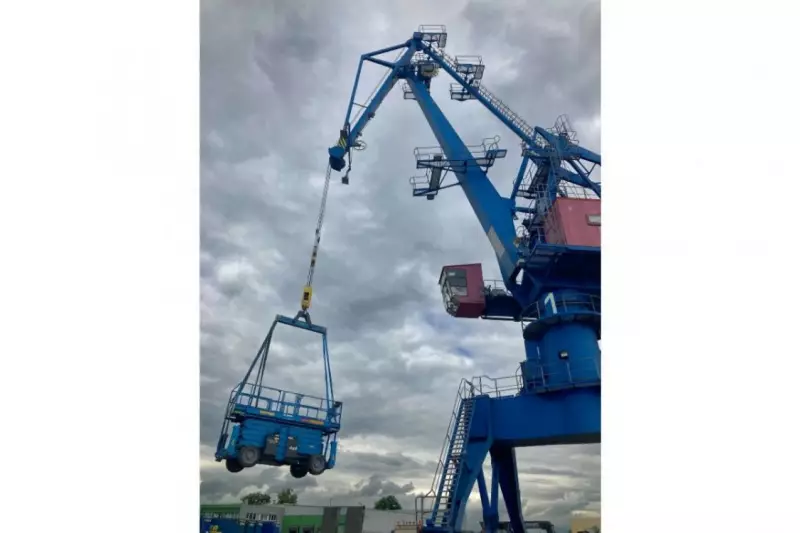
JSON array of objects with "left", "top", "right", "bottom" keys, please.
[{"left": 301, "top": 285, "right": 313, "bottom": 310}]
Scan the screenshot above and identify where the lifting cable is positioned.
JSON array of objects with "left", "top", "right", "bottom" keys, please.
[
  {"left": 298, "top": 164, "right": 333, "bottom": 321},
  {"left": 298, "top": 47, "right": 405, "bottom": 321},
  {"left": 233, "top": 162, "right": 335, "bottom": 401}
]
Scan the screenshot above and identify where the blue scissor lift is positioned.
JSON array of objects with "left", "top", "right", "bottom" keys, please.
[{"left": 214, "top": 313, "right": 342, "bottom": 478}]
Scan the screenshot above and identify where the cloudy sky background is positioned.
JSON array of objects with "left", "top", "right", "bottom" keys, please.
[{"left": 200, "top": 0, "right": 600, "bottom": 529}]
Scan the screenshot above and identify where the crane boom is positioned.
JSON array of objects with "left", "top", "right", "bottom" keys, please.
[
  {"left": 326, "top": 28, "right": 600, "bottom": 297},
  {"left": 406, "top": 77, "right": 518, "bottom": 280}
]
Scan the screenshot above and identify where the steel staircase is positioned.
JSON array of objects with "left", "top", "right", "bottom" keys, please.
[{"left": 427, "top": 380, "right": 477, "bottom": 530}]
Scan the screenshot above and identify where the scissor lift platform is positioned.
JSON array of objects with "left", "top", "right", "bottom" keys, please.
[{"left": 214, "top": 314, "right": 342, "bottom": 478}]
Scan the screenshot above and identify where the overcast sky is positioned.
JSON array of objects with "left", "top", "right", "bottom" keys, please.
[{"left": 200, "top": 0, "right": 600, "bottom": 530}]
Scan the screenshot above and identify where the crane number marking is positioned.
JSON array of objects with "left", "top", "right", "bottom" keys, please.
[{"left": 544, "top": 293, "right": 557, "bottom": 315}]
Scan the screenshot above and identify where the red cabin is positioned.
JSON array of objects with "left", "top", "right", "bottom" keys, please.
[
  {"left": 438, "top": 263, "right": 486, "bottom": 318},
  {"left": 544, "top": 197, "right": 601, "bottom": 247}
]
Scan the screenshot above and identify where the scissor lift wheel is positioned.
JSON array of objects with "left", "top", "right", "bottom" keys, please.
[
  {"left": 290, "top": 464, "right": 308, "bottom": 479},
  {"left": 225, "top": 459, "right": 244, "bottom": 473},
  {"left": 308, "top": 454, "right": 326, "bottom": 476},
  {"left": 238, "top": 446, "right": 261, "bottom": 468}
]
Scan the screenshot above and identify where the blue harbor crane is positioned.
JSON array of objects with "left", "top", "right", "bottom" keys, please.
[{"left": 327, "top": 26, "right": 601, "bottom": 533}]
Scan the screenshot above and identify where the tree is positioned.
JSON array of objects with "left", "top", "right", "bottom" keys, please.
[
  {"left": 374, "top": 495, "right": 402, "bottom": 510},
  {"left": 241, "top": 491, "right": 271, "bottom": 505},
  {"left": 277, "top": 488, "right": 298, "bottom": 505}
]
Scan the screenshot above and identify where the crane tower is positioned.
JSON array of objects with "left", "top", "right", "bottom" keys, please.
[{"left": 327, "top": 26, "right": 601, "bottom": 533}]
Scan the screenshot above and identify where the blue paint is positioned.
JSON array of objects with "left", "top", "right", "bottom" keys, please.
[{"left": 326, "top": 26, "right": 600, "bottom": 533}]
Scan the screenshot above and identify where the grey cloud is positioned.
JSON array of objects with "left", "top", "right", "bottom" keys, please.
[
  {"left": 460, "top": 0, "right": 601, "bottom": 150},
  {"left": 352, "top": 476, "right": 415, "bottom": 498},
  {"left": 200, "top": 0, "right": 600, "bottom": 527},
  {"left": 201, "top": 461, "right": 320, "bottom": 503}
]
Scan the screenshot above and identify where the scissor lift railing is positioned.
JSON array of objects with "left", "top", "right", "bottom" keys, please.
[{"left": 227, "top": 382, "right": 342, "bottom": 431}]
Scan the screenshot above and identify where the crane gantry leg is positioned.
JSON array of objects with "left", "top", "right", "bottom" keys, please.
[{"left": 422, "top": 382, "right": 600, "bottom": 533}]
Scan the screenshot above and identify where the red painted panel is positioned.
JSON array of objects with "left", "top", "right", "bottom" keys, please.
[
  {"left": 455, "top": 300, "right": 485, "bottom": 318},
  {"left": 462, "top": 263, "right": 484, "bottom": 301},
  {"left": 544, "top": 198, "right": 600, "bottom": 247}
]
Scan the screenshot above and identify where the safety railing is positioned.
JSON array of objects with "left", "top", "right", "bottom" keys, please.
[
  {"left": 409, "top": 174, "right": 431, "bottom": 191},
  {"left": 449, "top": 82, "right": 479, "bottom": 101},
  {"left": 428, "top": 379, "right": 476, "bottom": 494},
  {"left": 415, "top": 492, "right": 437, "bottom": 528},
  {"left": 425, "top": 371, "right": 526, "bottom": 525},
  {"left": 520, "top": 173, "right": 600, "bottom": 203},
  {"left": 466, "top": 373, "right": 523, "bottom": 399},
  {"left": 417, "top": 25, "right": 448, "bottom": 48},
  {"left": 520, "top": 292, "right": 601, "bottom": 324},
  {"left": 228, "top": 382, "right": 341, "bottom": 424},
  {"left": 557, "top": 181, "right": 600, "bottom": 200},
  {"left": 523, "top": 354, "right": 601, "bottom": 391},
  {"left": 413, "top": 146, "right": 447, "bottom": 168},
  {"left": 453, "top": 55, "right": 485, "bottom": 80},
  {"left": 515, "top": 180, "right": 600, "bottom": 252},
  {"left": 428, "top": 372, "right": 526, "bottom": 488},
  {"left": 482, "top": 279, "right": 512, "bottom": 298},
  {"left": 517, "top": 162, "right": 550, "bottom": 200},
  {"left": 514, "top": 223, "right": 546, "bottom": 253},
  {"left": 423, "top": 44, "right": 536, "bottom": 143},
  {"left": 413, "top": 136, "right": 506, "bottom": 170},
  {"left": 548, "top": 114, "right": 579, "bottom": 145}
]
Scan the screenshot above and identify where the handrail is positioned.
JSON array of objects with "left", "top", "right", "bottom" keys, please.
[
  {"left": 523, "top": 355, "right": 601, "bottom": 391},
  {"left": 519, "top": 292, "right": 601, "bottom": 325},
  {"left": 229, "top": 382, "right": 341, "bottom": 423}
]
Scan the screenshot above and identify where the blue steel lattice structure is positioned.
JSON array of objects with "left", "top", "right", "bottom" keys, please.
[
  {"left": 214, "top": 314, "right": 342, "bottom": 479},
  {"left": 327, "top": 26, "right": 601, "bottom": 533}
]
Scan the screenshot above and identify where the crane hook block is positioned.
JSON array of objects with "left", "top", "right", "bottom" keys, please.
[{"left": 301, "top": 285, "right": 313, "bottom": 310}]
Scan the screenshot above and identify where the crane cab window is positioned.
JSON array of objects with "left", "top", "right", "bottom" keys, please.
[
  {"left": 440, "top": 268, "right": 469, "bottom": 315},
  {"left": 442, "top": 268, "right": 468, "bottom": 297}
]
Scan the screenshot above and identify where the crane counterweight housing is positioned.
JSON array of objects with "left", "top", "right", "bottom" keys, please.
[
  {"left": 214, "top": 314, "right": 342, "bottom": 478},
  {"left": 327, "top": 25, "right": 601, "bottom": 533}
]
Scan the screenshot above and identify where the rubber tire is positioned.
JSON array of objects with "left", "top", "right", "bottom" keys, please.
[
  {"left": 290, "top": 464, "right": 308, "bottom": 479},
  {"left": 225, "top": 459, "right": 244, "bottom": 473},
  {"left": 238, "top": 446, "right": 260, "bottom": 468},
  {"left": 308, "top": 455, "right": 326, "bottom": 476}
]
